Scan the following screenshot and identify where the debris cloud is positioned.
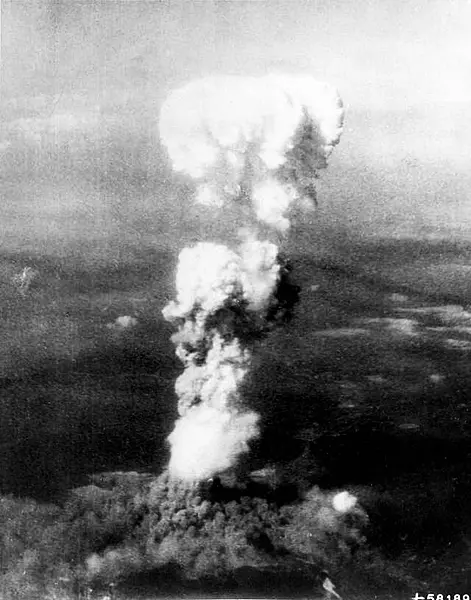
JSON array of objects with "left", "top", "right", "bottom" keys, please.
[{"left": 160, "top": 74, "right": 344, "bottom": 482}]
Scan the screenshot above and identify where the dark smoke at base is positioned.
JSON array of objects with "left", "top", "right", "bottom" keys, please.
[
  {"left": 88, "top": 473, "right": 369, "bottom": 586},
  {"left": 0, "top": 471, "right": 370, "bottom": 599}
]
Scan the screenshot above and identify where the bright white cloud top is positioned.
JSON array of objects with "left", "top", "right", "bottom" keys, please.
[{"left": 159, "top": 74, "right": 344, "bottom": 232}]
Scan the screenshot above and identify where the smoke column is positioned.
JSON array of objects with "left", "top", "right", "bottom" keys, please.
[{"left": 160, "top": 74, "right": 344, "bottom": 482}]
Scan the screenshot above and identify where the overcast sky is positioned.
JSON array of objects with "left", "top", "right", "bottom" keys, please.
[
  {"left": 2, "top": 0, "right": 470, "bottom": 108},
  {"left": 1, "top": 0, "right": 470, "bottom": 256}
]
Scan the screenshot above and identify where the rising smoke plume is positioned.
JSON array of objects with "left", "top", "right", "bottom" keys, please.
[{"left": 160, "top": 74, "right": 344, "bottom": 482}]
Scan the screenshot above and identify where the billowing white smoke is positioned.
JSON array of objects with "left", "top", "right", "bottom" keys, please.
[
  {"left": 160, "top": 74, "right": 344, "bottom": 232},
  {"left": 161, "top": 74, "right": 344, "bottom": 482},
  {"left": 162, "top": 240, "right": 280, "bottom": 481},
  {"left": 167, "top": 405, "right": 259, "bottom": 481},
  {"left": 163, "top": 240, "right": 280, "bottom": 320}
]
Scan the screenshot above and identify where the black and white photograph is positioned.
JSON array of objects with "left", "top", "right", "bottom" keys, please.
[{"left": 0, "top": 1, "right": 470, "bottom": 598}]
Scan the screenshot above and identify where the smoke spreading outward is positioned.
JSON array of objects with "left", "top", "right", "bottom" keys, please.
[{"left": 160, "top": 74, "right": 344, "bottom": 482}]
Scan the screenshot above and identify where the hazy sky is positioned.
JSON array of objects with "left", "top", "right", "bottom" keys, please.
[
  {"left": 2, "top": 0, "right": 470, "bottom": 108},
  {"left": 1, "top": 0, "right": 470, "bottom": 255}
]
